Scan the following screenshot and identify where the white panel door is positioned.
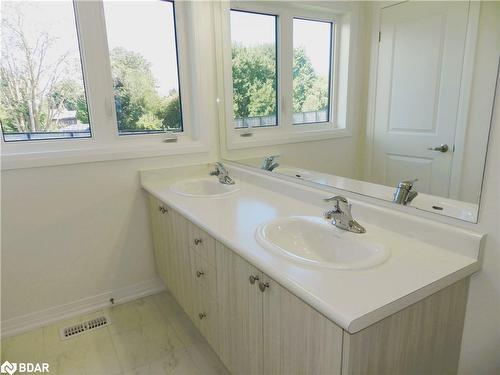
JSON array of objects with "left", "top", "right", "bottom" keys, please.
[{"left": 371, "top": 1, "right": 469, "bottom": 197}]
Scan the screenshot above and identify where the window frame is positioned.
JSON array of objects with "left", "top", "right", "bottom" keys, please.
[
  {"left": 1, "top": 0, "right": 210, "bottom": 170},
  {"left": 220, "top": 1, "right": 354, "bottom": 150}
]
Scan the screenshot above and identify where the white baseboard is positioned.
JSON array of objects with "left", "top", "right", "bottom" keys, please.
[{"left": 1, "top": 278, "right": 165, "bottom": 339}]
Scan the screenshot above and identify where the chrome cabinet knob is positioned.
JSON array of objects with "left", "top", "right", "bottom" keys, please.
[
  {"left": 427, "top": 144, "right": 449, "bottom": 153},
  {"left": 196, "top": 270, "right": 204, "bottom": 278},
  {"left": 194, "top": 238, "right": 203, "bottom": 245},
  {"left": 158, "top": 205, "right": 168, "bottom": 214},
  {"left": 249, "top": 275, "right": 260, "bottom": 284},
  {"left": 198, "top": 312, "right": 207, "bottom": 320},
  {"left": 259, "top": 281, "right": 270, "bottom": 292}
]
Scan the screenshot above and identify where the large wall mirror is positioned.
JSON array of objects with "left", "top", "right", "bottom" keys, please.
[{"left": 216, "top": 0, "right": 499, "bottom": 223}]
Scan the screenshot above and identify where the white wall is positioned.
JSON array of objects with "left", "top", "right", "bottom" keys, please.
[
  {"left": 458, "top": 61, "right": 500, "bottom": 374},
  {"left": 0, "top": 154, "right": 216, "bottom": 323}
]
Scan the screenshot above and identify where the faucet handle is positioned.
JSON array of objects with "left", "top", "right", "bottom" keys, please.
[
  {"left": 324, "top": 196, "right": 350, "bottom": 214},
  {"left": 324, "top": 195, "right": 348, "bottom": 203},
  {"left": 265, "top": 154, "right": 279, "bottom": 160},
  {"left": 210, "top": 162, "right": 227, "bottom": 176},
  {"left": 398, "top": 178, "right": 418, "bottom": 190}
]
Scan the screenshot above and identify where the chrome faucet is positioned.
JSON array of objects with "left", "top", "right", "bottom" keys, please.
[
  {"left": 324, "top": 196, "right": 366, "bottom": 234},
  {"left": 210, "top": 162, "right": 235, "bottom": 185},
  {"left": 393, "top": 179, "right": 418, "bottom": 205},
  {"left": 261, "top": 155, "right": 280, "bottom": 171}
]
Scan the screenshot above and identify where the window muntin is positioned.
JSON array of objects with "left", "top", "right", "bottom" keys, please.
[
  {"left": 103, "top": 0, "right": 183, "bottom": 135},
  {"left": 230, "top": 10, "right": 278, "bottom": 129},
  {"left": 293, "top": 18, "right": 333, "bottom": 125},
  {"left": 0, "top": 0, "right": 91, "bottom": 142}
]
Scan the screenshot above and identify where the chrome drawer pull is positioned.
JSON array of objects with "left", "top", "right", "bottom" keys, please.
[{"left": 259, "top": 281, "right": 270, "bottom": 292}]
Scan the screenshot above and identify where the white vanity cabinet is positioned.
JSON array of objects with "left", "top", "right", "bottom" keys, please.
[
  {"left": 216, "top": 241, "right": 343, "bottom": 374},
  {"left": 149, "top": 196, "right": 219, "bottom": 350},
  {"left": 148, "top": 195, "right": 469, "bottom": 375}
]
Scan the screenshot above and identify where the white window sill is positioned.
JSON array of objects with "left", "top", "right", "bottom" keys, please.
[
  {"left": 1, "top": 138, "right": 209, "bottom": 170},
  {"left": 226, "top": 127, "right": 351, "bottom": 150}
]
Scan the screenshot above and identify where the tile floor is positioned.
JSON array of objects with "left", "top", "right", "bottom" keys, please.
[{"left": 1, "top": 292, "right": 230, "bottom": 375}]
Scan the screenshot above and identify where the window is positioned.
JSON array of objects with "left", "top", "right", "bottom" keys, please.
[
  {"left": 0, "top": 1, "right": 91, "bottom": 142},
  {"left": 103, "top": 0, "right": 183, "bottom": 135},
  {"left": 293, "top": 18, "right": 333, "bottom": 125},
  {"left": 230, "top": 10, "right": 278, "bottom": 129},
  {"left": 224, "top": 3, "right": 351, "bottom": 150}
]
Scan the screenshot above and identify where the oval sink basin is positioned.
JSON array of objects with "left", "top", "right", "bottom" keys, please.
[
  {"left": 170, "top": 177, "right": 240, "bottom": 198},
  {"left": 256, "top": 216, "right": 390, "bottom": 270}
]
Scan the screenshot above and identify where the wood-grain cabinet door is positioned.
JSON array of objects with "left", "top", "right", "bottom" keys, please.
[
  {"left": 168, "top": 209, "right": 195, "bottom": 318},
  {"left": 148, "top": 196, "right": 170, "bottom": 284},
  {"left": 216, "top": 242, "right": 264, "bottom": 375},
  {"left": 262, "top": 273, "right": 343, "bottom": 375}
]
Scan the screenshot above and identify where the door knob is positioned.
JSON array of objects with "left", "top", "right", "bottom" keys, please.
[{"left": 427, "top": 144, "right": 449, "bottom": 153}]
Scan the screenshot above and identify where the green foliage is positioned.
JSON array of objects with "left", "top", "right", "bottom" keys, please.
[
  {"left": 232, "top": 43, "right": 276, "bottom": 118},
  {"left": 110, "top": 47, "right": 181, "bottom": 132},
  {"left": 51, "top": 80, "right": 90, "bottom": 124},
  {"left": 76, "top": 98, "right": 89, "bottom": 124},
  {"left": 293, "top": 47, "right": 317, "bottom": 112},
  {"left": 231, "top": 43, "right": 329, "bottom": 120},
  {"left": 155, "top": 93, "right": 182, "bottom": 130},
  {"left": 136, "top": 112, "right": 163, "bottom": 130},
  {"left": 302, "top": 76, "right": 329, "bottom": 112}
]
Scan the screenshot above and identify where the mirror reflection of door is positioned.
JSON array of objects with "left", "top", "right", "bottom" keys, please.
[{"left": 370, "top": 1, "right": 469, "bottom": 197}]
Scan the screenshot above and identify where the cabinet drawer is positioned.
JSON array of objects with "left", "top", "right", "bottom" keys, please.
[
  {"left": 191, "top": 253, "right": 217, "bottom": 297},
  {"left": 189, "top": 224, "right": 216, "bottom": 266},
  {"left": 194, "top": 287, "right": 219, "bottom": 351}
]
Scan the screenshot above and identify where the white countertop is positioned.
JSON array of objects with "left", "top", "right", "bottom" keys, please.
[{"left": 141, "top": 164, "right": 483, "bottom": 333}]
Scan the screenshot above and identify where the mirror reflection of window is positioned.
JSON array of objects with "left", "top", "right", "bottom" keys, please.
[
  {"left": 293, "top": 18, "right": 333, "bottom": 125},
  {"left": 230, "top": 10, "right": 278, "bottom": 129}
]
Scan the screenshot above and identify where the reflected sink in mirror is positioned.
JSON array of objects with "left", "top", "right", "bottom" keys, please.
[
  {"left": 256, "top": 216, "right": 390, "bottom": 270},
  {"left": 170, "top": 177, "right": 240, "bottom": 198}
]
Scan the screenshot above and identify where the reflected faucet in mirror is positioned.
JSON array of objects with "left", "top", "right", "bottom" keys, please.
[
  {"left": 261, "top": 155, "right": 280, "bottom": 171},
  {"left": 393, "top": 179, "right": 418, "bottom": 206},
  {"left": 324, "top": 196, "right": 366, "bottom": 234},
  {"left": 210, "top": 162, "right": 235, "bottom": 185}
]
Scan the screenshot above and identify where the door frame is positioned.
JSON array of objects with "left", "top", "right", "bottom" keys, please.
[{"left": 363, "top": 0, "right": 479, "bottom": 199}]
